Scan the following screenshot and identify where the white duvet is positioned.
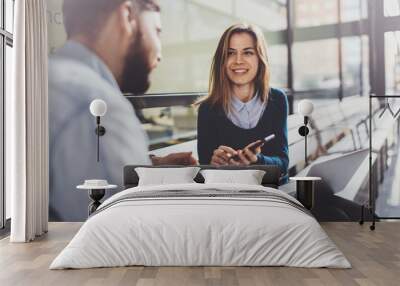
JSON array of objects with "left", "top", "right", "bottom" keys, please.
[{"left": 50, "top": 183, "right": 351, "bottom": 269}]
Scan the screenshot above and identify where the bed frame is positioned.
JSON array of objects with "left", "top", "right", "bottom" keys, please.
[{"left": 123, "top": 165, "right": 281, "bottom": 189}]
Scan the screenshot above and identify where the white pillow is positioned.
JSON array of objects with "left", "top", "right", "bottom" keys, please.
[
  {"left": 200, "top": 169, "right": 266, "bottom": 185},
  {"left": 135, "top": 167, "right": 200, "bottom": 186}
]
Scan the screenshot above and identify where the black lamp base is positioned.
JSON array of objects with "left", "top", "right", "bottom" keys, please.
[
  {"left": 296, "top": 180, "right": 314, "bottom": 210},
  {"left": 88, "top": 189, "right": 105, "bottom": 216},
  {"left": 95, "top": 126, "right": 106, "bottom": 136},
  {"left": 298, "top": 126, "right": 309, "bottom": 136}
]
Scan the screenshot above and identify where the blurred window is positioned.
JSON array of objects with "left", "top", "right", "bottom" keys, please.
[
  {"left": 340, "top": 0, "right": 368, "bottom": 22},
  {"left": 384, "top": 0, "right": 400, "bottom": 17},
  {"left": 385, "top": 31, "right": 400, "bottom": 94},
  {"left": 294, "top": 0, "right": 338, "bottom": 28},
  {"left": 149, "top": 0, "right": 288, "bottom": 93},
  {"left": 1, "top": 0, "right": 15, "bottom": 227},
  {"left": 5, "top": 0, "right": 14, "bottom": 32},
  {"left": 293, "top": 39, "right": 340, "bottom": 91}
]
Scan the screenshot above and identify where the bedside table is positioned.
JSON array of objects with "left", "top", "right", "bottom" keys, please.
[
  {"left": 77, "top": 181, "right": 117, "bottom": 216},
  {"left": 289, "top": 177, "right": 322, "bottom": 210}
]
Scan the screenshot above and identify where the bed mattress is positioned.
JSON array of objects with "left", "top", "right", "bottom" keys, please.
[{"left": 50, "top": 183, "right": 350, "bottom": 269}]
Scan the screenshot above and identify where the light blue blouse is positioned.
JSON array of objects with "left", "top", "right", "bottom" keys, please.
[{"left": 226, "top": 92, "right": 267, "bottom": 129}]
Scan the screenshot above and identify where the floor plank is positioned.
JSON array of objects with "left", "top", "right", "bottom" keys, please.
[{"left": 0, "top": 222, "right": 399, "bottom": 286}]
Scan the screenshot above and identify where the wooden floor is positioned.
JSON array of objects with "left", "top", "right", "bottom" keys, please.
[{"left": 0, "top": 222, "right": 399, "bottom": 286}]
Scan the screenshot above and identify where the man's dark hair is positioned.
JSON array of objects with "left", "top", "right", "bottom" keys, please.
[{"left": 63, "top": 0, "right": 160, "bottom": 39}]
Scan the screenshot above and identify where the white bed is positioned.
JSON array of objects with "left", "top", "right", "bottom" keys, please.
[{"left": 50, "top": 183, "right": 351, "bottom": 269}]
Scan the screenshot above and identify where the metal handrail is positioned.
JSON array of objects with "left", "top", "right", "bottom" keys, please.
[{"left": 125, "top": 92, "right": 207, "bottom": 109}]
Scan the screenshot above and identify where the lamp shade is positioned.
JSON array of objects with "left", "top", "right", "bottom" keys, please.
[
  {"left": 298, "top": 99, "right": 314, "bottom": 116},
  {"left": 90, "top": 99, "right": 107, "bottom": 117}
]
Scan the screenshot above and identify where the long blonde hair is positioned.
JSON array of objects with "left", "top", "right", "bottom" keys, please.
[{"left": 198, "top": 23, "right": 270, "bottom": 113}]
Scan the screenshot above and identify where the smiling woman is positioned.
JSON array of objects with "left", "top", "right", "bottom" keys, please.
[
  {"left": 226, "top": 33, "right": 260, "bottom": 95},
  {"left": 196, "top": 23, "right": 289, "bottom": 182}
]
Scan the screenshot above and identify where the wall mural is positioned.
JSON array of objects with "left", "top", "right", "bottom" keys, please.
[
  {"left": 48, "top": 0, "right": 399, "bottom": 223},
  {"left": 47, "top": 0, "right": 291, "bottom": 221}
]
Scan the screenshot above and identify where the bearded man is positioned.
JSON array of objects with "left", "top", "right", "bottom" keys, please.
[{"left": 49, "top": 0, "right": 196, "bottom": 221}]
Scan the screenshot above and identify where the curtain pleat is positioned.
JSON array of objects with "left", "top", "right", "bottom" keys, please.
[
  {"left": 9, "top": 0, "right": 27, "bottom": 242},
  {"left": 10, "top": 0, "right": 49, "bottom": 243}
]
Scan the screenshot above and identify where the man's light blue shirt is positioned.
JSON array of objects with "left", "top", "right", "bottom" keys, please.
[{"left": 49, "top": 41, "right": 151, "bottom": 221}]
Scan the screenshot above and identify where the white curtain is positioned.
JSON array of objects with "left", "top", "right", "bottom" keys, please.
[{"left": 8, "top": 0, "right": 49, "bottom": 242}]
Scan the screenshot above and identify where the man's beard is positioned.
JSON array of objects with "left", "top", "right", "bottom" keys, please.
[{"left": 120, "top": 38, "right": 152, "bottom": 95}]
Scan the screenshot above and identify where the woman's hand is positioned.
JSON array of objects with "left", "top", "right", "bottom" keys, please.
[
  {"left": 230, "top": 140, "right": 264, "bottom": 165},
  {"left": 210, "top": 146, "right": 238, "bottom": 166}
]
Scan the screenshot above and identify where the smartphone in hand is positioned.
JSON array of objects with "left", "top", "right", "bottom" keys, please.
[{"left": 230, "top": 134, "right": 275, "bottom": 162}]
